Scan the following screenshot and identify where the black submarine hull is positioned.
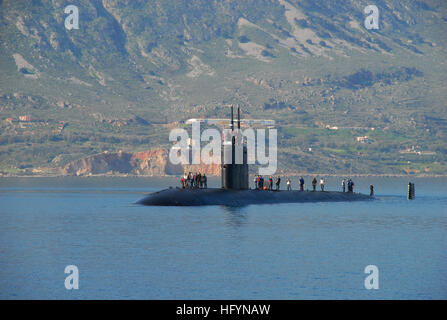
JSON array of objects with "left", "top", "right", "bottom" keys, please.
[{"left": 137, "top": 188, "right": 372, "bottom": 206}]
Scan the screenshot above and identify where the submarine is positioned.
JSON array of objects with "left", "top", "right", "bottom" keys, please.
[{"left": 137, "top": 106, "right": 373, "bottom": 206}]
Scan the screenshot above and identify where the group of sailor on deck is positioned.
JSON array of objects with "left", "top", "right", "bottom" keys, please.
[
  {"left": 181, "top": 172, "right": 207, "bottom": 189},
  {"left": 253, "top": 176, "right": 356, "bottom": 193},
  {"left": 180, "top": 173, "right": 358, "bottom": 193}
]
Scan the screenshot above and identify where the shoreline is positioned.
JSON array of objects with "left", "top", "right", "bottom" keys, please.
[{"left": 1, "top": 173, "right": 446, "bottom": 178}]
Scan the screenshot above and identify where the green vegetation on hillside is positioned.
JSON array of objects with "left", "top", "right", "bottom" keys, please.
[{"left": 0, "top": 0, "right": 446, "bottom": 175}]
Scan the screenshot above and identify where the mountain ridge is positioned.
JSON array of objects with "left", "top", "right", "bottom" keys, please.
[{"left": 1, "top": 0, "right": 446, "bottom": 175}]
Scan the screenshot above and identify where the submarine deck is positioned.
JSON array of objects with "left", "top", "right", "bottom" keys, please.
[{"left": 137, "top": 187, "right": 372, "bottom": 206}]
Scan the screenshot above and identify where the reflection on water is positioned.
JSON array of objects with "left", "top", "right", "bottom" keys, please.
[{"left": 221, "top": 206, "right": 248, "bottom": 228}]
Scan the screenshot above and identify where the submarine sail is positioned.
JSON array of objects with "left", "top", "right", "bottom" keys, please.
[{"left": 221, "top": 106, "right": 249, "bottom": 190}]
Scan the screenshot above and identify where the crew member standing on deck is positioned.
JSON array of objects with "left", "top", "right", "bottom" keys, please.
[
  {"left": 183, "top": 173, "right": 188, "bottom": 188},
  {"left": 299, "top": 176, "right": 305, "bottom": 191},
  {"left": 197, "top": 172, "right": 202, "bottom": 188},
  {"left": 312, "top": 177, "right": 317, "bottom": 191},
  {"left": 320, "top": 177, "right": 325, "bottom": 191},
  {"left": 275, "top": 176, "right": 281, "bottom": 191},
  {"left": 347, "top": 179, "right": 353, "bottom": 192},
  {"left": 269, "top": 176, "right": 273, "bottom": 190},
  {"left": 342, "top": 179, "right": 346, "bottom": 192},
  {"left": 287, "top": 178, "right": 291, "bottom": 191},
  {"left": 187, "top": 172, "right": 192, "bottom": 188},
  {"left": 202, "top": 174, "right": 207, "bottom": 189}
]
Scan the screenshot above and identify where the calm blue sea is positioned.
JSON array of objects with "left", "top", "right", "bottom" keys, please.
[{"left": 0, "top": 176, "right": 446, "bottom": 299}]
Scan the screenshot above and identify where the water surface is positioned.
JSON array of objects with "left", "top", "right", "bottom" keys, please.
[{"left": 0, "top": 176, "right": 446, "bottom": 299}]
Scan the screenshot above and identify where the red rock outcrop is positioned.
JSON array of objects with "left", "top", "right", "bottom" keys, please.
[{"left": 62, "top": 149, "right": 221, "bottom": 176}]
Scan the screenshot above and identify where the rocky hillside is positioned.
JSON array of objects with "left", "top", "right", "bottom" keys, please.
[
  {"left": 51, "top": 148, "right": 220, "bottom": 176},
  {"left": 0, "top": 0, "right": 446, "bottom": 175}
]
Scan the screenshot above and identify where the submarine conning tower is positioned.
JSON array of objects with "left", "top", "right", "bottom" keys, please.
[{"left": 221, "top": 106, "right": 249, "bottom": 190}]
